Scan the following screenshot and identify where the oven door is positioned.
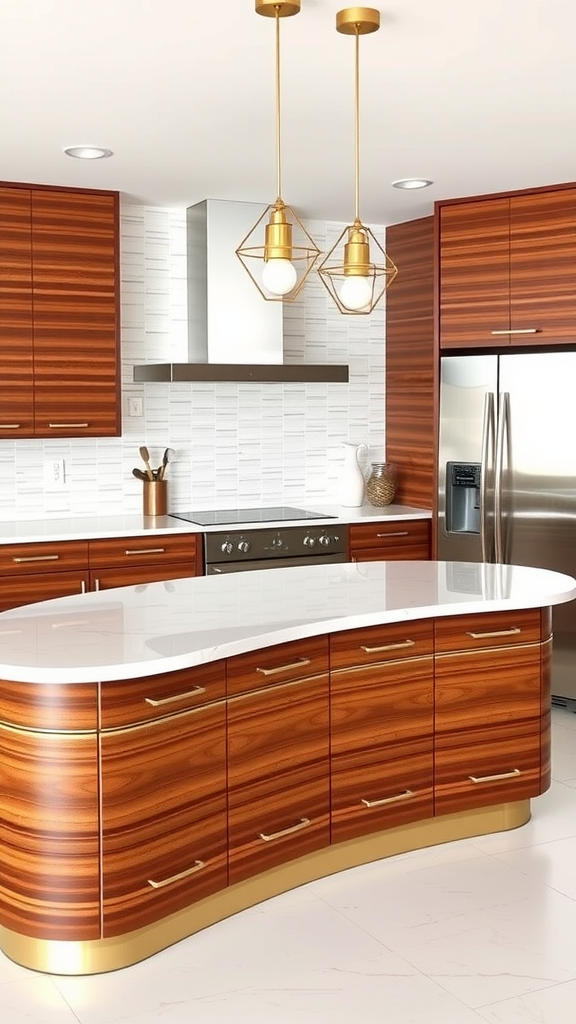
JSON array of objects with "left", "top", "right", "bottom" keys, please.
[{"left": 206, "top": 553, "right": 347, "bottom": 574}]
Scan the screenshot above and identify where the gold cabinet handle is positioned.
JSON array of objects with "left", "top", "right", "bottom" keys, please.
[
  {"left": 0, "top": 423, "right": 21, "bottom": 429},
  {"left": 490, "top": 329, "right": 539, "bottom": 335},
  {"left": 145, "top": 686, "right": 206, "bottom": 707},
  {"left": 360, "top": 639, "right": 415, "bottom": 654},
  {"left": 13, "top": 554, "right": 60, "bottom": 563},
  {"left": 124, "top": 547, "right": 166, "bottom": 555},
  {"left": 258, "top": 817, "right": 311, "bottom": 842},
  {"left": 256, "top": 657, "right": 311, "bottom": 677},
  {"left": 147, "top": 860, "right": 205, "bottom": 889},
  {"left": 361, "top": 789, "right": 414, "bottom": 808},
  {"left": 469, "top": 769, "right": 521, "bottom": 784},
  {"left": 48, "top": 422, "right": 89, "bottom": 428},
  {"left": 466, "top": 627, "right": 521, "bottom": 639},
  {"left": 376, "top": 530, "right": 408, "bottom": 538}
]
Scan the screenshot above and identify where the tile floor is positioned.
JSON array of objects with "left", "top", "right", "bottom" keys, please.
[{"left": 2, "top": 707, "right": 576, "bottom": 1024}]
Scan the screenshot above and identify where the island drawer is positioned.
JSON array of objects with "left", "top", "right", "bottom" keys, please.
[
  {"left": 435, "top": 609, "right": 543, "bottom": 654},
  {"left": 88, "top": 533, "right": 197, "bottom": 569},
  {"left": 330, "top": 619, "right": 433, "bottom": 671},
  {"left": 100, "top": 662, "right": 226, "bottom": 728},
  {"left": 0, "top": 541, "right": 89, "bottom": 576},
  {"left": 226, "top": 636, "right": 329, "bottom": 697}
]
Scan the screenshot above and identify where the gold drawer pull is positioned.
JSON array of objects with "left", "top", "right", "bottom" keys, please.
[
  {"left": 469, "top": 769, "right": 521, "bottom": 784},
  {"left": 145, "top": 686, "right": 206, "bottom": 706},
  {"left": 376, "top": 530, "right": 408, "bottom": 538},
  {"left": 48, "top": 422, "right": 89, "bottom": 428},
  {"left": 13, "top": 554, "right": 60, "bottom": 563},
  {"left": 360, "top": 639, "right": 415, "bottom": 654},
  {"left": 124, "top": 547, "right": 167, "bottom": 555},
  {"left": 256, "top": 657, "right": 311, "bottom": 677},
  {"left": 490, "top": 329, "right": 539, "bottom": 335},
  {"left": 466, "top": 627, "right": 521, "bottom": 639},
  {"left": 0, "top": 423, "right": 21, "bottom": 429},
  {"left": 258, "top": 817, "right": 311, "bottom": 842},
  {"left": 361, "top": 789, "right": 414, "bottom": 808},
  {"left": 147, "top": 860, "right": 205, "bottom": 889}
]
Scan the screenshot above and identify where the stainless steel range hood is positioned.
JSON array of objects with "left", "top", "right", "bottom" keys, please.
[{"left": 133, "top": 199, "right": 349, "bottom": 384}]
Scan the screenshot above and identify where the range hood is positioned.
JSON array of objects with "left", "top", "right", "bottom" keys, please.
[{"left": 133, "top": 199, "right": 349, "bottom": 384}]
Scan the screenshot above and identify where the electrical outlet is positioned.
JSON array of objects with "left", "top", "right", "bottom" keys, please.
[
  {"left": 44, "top": 459, "right": 66, "bottom": 490},
  {"left": 128, "top": 396, "right": 143, "bottom": 417}
]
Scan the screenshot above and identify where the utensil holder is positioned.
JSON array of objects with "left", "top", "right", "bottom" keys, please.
[{"left": 143, "top": 479, "right": 167, "bottom": 517}]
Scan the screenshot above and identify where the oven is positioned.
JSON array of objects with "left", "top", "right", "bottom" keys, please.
[{"left": 169, "top": 507, "right": 349, "bottom": 574}]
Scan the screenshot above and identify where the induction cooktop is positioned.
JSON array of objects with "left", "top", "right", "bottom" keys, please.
[{"left": 169, "top": 507, "right": 336, "bottom": 527}]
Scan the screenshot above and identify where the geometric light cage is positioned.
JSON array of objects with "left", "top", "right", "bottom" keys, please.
[
  {"left": 236, "top": 198, "right": 320, "bottom": 303},
  {"left": 318, "top": 221, "right": 398, "bottom": 315}
]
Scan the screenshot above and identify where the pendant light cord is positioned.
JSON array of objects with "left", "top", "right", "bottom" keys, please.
[
  {"left": 354, "top": 23, "right": 360, "bottom": 224},
  {"left": 275, "top": 5, "right": 282, "bottom": 201}
]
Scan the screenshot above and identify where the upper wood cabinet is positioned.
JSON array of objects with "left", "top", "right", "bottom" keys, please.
[
  {"left": 0, "top": 183, "right": 120, "bottom": 438},
  {"left": 438, "top": 185, "right": 576, "bottom": 349}
]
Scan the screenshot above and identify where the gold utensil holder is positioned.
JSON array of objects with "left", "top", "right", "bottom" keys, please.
[{"left": 143, "top": 479, "right": 167, "bottom": 517}]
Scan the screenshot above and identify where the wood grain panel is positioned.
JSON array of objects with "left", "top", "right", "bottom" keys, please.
[
  {"left": 226, "top": 636, "right": 329, "bottom": 697},
  {"left": 540, "top": 637, "right": 552, "bottom": 792},
  {"left": 386, "top": 216, "right": 435, "bottom": 322},
  {"left": 439, "top": 197, "right": 510, "bottom": 348},
  {"left": 227, "top": 677, "right": 329, "bottom": 884},
  {"left": 0, "top": 187, "right": 33, "bottom": 435},
  {"left": 101, "top": 703, "right": 227, "bottom": 935},
  {"left": 0, "top": 727, "right": 99, "bottom": 940},
  {"left": 510, "top": 187, "right": 576, "bottom": 342},
  {"left": 88, "top": 533, "right": 197, "bottom": 568},
  {"left": 89, "top": 563, "right": 196, "bottom": 592},
  {"left": 0, "top": 570, "right": 89, "bottom": 612},
  {"left": 385, "top": 317, "right": 435, "bottom": 389},
  {"left": 31, "top": 189, "right": 120, "bottom": 437},
  {"left": 331, "top": 657, "right": 433, "bottom": 843},
  {"left": 434, "top": 609, "right": 542, "bottom": 653},
  {"left": 330, "top": 618, "right": 433, "bottom": 671},
  {"left": 349, "top": 519, "right": 431, "bottom": 560},
  {"left": 100, "top": 662, "right": 226, "bottom": 729},
  {"left": 0, "top": 680, "right": 97, "bottom": 731},
  {"left": 435, "top": 642, "right": 543, "bottom": 815},
  {"left": 0, "top": 540, "right": 89, "bottom": 576}
]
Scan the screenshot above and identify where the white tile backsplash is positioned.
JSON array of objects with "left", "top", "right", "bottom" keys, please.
[{"left": 0, "top": 201, "right": 387, "bottom": 522}]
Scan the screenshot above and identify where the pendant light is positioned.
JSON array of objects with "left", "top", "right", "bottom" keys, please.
[
  {"left": 236, "top": 1, "right": 320, "bottom": 301},
  {"left": 318, "top": 7, "right": 398, "bottom": 314}
]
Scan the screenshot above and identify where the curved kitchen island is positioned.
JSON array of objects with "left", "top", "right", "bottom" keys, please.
[{"left": 0, "top": 560, "right": 574, "bottom": 976}]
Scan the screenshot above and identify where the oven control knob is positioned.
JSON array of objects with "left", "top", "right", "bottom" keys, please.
[
  {"left": 237, "top": 540, "right": 251, "bottom": 554},
  {"left": 318, "top": 534, "right": 332, "bottom": 547},
  {"left": 303, "top": 535, "right": 316, "bottom": 548},
  {"left": 271, "top": 536, "right": 284, "bottom": 549},
  {"left": 220, "top": 540, "right": 234, "bottom": 555}
]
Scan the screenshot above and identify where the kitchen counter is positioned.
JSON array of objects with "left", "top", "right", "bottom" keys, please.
[
  {"left": 0, "top": 560, "right": 573, "bottom": 684},
  {"left": 0, "top": 503, "right": 431, "bottom": 544}
]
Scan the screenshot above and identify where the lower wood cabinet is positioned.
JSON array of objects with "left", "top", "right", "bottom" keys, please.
[
  {"left": 0, "top": 606, "right": 553, "bottom": 966},
  {"left": 349, "top": 519, "right": 430, "bottom": 562}
]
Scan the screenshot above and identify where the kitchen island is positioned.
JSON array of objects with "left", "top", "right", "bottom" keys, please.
[{"left": 0, "top": 560, "right": 574, "bottom": 976}]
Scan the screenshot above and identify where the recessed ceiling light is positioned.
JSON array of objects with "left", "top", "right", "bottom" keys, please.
[
  {"left": 63, "top": 146, "right": 113, "bottom": 160},
  {"left": 391, "top": 178, "right": 433, "bottom": 190}
]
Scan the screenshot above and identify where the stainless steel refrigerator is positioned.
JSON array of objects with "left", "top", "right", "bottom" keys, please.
[{"left": 438, "top": 351, "right": 576, "bottom": 708}]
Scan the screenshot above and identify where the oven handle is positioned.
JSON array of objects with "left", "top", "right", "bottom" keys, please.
[{"left": 205, "top": 553, "right": 348, "bottom": 574}]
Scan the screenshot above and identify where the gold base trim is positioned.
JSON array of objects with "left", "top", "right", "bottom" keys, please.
[
  {"left": 0, "top": 800, "right": 530, "bottom": 976},
  {"left": 256, "top": 1, "right": 301, "bottom": 18}
]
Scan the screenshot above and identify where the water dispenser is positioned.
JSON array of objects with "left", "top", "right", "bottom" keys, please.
[{"left": 445, "top": 462, "right": 481, "bottom": 535}]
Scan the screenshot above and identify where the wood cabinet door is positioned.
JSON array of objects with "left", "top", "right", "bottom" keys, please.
[
  {"left": 227, "top": 675, "right": 330, "bottom": 885},
  {"left": 439, "top": 197, "right": 510, "bottom": 349},
  {"left": 0, "top": 726, "right": 100, "bottom": 941},
  {"left": 349, "top": 520, "right": 431, "bottom": 561},
  {"left": 0, "top": 187, "right": 33, "bottom": 436},
  {"left": 31, "top": 189, "right": 120, "bottom": 438},
  {"left": 435, "top": 641, "right": 543, "bottom": 816},
  {"left": 510, "top": 188, "right": 576, "bottom": 344},
  {"left": 0, "top": 569, "right": 89, "bottom": 612},
  {"left": 331, "top": 653, "right": 433, "bottom": 844},
  {"left": 100, "top": 702, "right": 227, "bottom": 936}
]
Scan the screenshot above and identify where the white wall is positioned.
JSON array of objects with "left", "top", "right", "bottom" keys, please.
[{"left": 0, "top": 202, "right": 387, "bottom": 523}]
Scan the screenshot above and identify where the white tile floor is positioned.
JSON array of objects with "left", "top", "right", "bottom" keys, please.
[{"left": 2, "top": 707, "right": 576, "bottom": 1024}]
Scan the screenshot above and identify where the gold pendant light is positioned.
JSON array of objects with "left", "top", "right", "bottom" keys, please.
[
  {"left": 318, "top": 7, "right": 398, "bottom": 314},
  {"left": 236, "top": 1, "right": 320, "bottom": 301}
]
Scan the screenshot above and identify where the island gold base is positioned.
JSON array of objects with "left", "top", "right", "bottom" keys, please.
[{"left": 0, "top": 799, "right": 530, "bottom": 976}]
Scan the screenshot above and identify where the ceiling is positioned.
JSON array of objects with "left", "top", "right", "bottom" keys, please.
[{"left": 2, "top": 0, "right": 576, "bottom": 227}]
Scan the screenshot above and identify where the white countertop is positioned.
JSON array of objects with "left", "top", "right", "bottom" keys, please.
[
  {"left": 0, "top": 504, "right": 431, "bottom": 544},
  {"left": 0, "top": 561, "right": 574, "bottom": 685}
]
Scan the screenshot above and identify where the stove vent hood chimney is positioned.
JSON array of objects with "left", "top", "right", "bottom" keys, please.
[{"left": 133, "top": 199, "right": 349, "bottom": 384}]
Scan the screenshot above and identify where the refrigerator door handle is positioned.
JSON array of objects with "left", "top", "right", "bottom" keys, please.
[
  {"left": 480, "top": 392, "right": 495, "bottom": 562},
  {"left": 494, "top": 391, "right": 510, "bottom": 563}
]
